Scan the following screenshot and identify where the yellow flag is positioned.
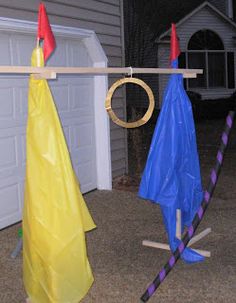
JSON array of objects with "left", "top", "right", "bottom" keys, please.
[{"left": 23, "top": 47, "right": 96, "bottom": 303}]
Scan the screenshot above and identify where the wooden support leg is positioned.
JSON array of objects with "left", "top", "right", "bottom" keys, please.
[
  {"left": 142, "top": 240, "right": 211, "bottom": 257},
  {"left": 189, "top": 228, "right": 211, "bottom": 246},
  {"left": 176, "top": 209, "right": 182, "bottom": 239},
  {"left": 142, "top": 209, "right": 211, "bottom": 257}
]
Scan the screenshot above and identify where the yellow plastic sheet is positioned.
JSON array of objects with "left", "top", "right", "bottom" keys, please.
[{"left": 23, "top": 47, "right": 96, "bottom": 303}]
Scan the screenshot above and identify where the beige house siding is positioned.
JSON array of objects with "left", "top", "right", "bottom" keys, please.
[
  {"left": 158, "top": 4, "right": 236, "bottom": 102},
  {"left": 0, "top": 0, "right": 127, "bottom": 179}
]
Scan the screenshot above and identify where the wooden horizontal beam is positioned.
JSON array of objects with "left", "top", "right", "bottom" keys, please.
[{"left": 0, "top": 66, "right": 202, "bottom": 79}]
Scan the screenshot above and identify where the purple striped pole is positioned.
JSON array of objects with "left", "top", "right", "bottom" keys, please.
[{"left": 140, "top": 111, "right": 235, "bottom": 302}]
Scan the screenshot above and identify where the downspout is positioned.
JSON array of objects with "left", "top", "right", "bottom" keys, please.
[
  {"left": 119, "top": 0, "right": 129, "bottom": 174},
  {"left": 228, "top": 0, "right": 233, "bottom": 19}
]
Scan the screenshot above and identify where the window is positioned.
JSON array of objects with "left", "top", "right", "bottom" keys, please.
[{"left": 179, "top": 30, "right": 235, "bottom": 89}]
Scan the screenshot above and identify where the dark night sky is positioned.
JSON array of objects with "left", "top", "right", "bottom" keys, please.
[{"left": 124, "top": 0, "right": 207, "bottom": 37}]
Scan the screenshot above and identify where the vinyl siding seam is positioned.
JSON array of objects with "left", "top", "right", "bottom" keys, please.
[
  {"left": 46, "top": 0, "right": 121, "bottom": 16},
  {"left": 0, "top": 4, "right": 121, "bottom": 29},
  {"left": 95, "top": 0, "right": 119, "bottom": 7}
]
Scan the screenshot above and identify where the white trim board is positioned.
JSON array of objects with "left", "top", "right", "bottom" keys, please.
[{"left": 0, "top": 17, "right": 112, "bottom": 191}]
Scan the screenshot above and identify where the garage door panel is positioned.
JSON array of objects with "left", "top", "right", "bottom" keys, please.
[
  {"left": 67, "top": 41, "right": 92, "bottom": 67},
  {"left": 0, "top": 32, "right": 11, "bottom": 65},
  {"left": 47, "top": 39, "right": 68, "bottom": 66},
  {"left": 70, "top": 84, "right": 93, "bottom": 111},
  {"left": 51, "top": 77, "right": 96, "bottom": 194},
  {"left": 50, "top": 80, "right": 94, "bottom": 117},
  {"left": 19, "top": 181, "right": 24, "bottom": 210},
  {"left": 50, "top": 81, "right": 94, "bottom": 118},
  {"left": 70, "top": 121, "right": 96, "bottom": 189},
  {"left": 71, "top": 123, "right": 93, "bottom": 148},
  {"left": 0, "top": 182, "right": 21, "bottom": 228},
  {"left": 11, "top": 34, "right": 35, "bottom": 65},
  {"left": 0, "top": 184, "right": 24, "bottom": 229},
  {"left": 0, "top": 29, "right": 97, "bottom": 229},
  {"left": 0, "top": 183, "right": 19, "bottom": 214},
  {"left": 62, "top": 126, "right": 71, "bottom": 150},
  {"left": 19, "top": 133, "right": 26, "bottom": 165},
  {"left": 72, "top": 146, "right": 93, "bottom": 165},
  {"left": 17, "top": 87, "right": 29, "bottom": 118},
  {"left": 60, "top": 110, "right": 94, "bottom": 121},
  {"left": 50, "top": 84, "right": 69, "bottom": 113},
  {"left": 0, "top": 80, "right": 28, "bottom": 128},
  {"left": 0, "top": 87, "right": 14, "bottom": 119},
  {"left": 0, "top": 135, "right": 17, "bottom": 168},
  {"left": 0, "top": 130, "right": 26, "bottom": 181},
  {"left": 76, "top": 162, "right": 96, "bottom": 193}
]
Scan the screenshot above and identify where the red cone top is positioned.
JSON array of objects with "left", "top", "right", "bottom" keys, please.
[
  {"left": 37, "top": 3, "right": 56, "bottom": 61},
  {"left": 170, "top": 23, "right": 180, "bottom": 62}
]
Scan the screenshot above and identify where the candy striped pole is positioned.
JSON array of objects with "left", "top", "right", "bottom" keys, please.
[{"left": 140, "top": 111, "right": 235, "bottom": 302}]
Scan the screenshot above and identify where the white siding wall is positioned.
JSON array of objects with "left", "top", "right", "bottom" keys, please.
[
  {"left": 0, "top": 0, "right": 127, "bottom": 178},
  {"left": 158, "top": 5, "right": 236, "bottom": 102}
]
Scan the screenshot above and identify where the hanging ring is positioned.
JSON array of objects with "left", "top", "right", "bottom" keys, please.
[{"left": 105, "top": 77, "right": 155, "bottom": 128}]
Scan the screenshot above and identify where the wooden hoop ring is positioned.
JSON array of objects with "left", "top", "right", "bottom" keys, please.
[{"left": 105, "top": 77, "right": 155, "bottom": 128}]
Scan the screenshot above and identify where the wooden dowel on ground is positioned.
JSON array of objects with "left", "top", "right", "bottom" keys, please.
[
  {"left": 142, "top": 240, "right": 211, "bottom": 257},
  {"left": 188, "top": 227, "right": 212, "bottom": 246},
  {"left": 142, "top": 209, "right": 211, "bottom": 258}
]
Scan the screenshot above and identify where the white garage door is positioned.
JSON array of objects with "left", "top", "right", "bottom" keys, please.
[{"left": 0, "top": 23, "right": 101, "bottom": 229}]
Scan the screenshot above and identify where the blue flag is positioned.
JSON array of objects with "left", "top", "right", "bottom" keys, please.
[{"left": 139, "top": 24, "right": 204, "bottom": 263}]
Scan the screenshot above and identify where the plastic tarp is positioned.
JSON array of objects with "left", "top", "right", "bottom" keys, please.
[
  {"left": 139, "top": 61, "right": 204, "bottom": 263},
  {"left": 23, "top": 47, "right": 96, "bottom": 302}
]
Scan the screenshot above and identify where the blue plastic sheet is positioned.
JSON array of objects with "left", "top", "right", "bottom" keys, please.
[{"left": 139, "top": 59, "right": 204, "bottom": 263}]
